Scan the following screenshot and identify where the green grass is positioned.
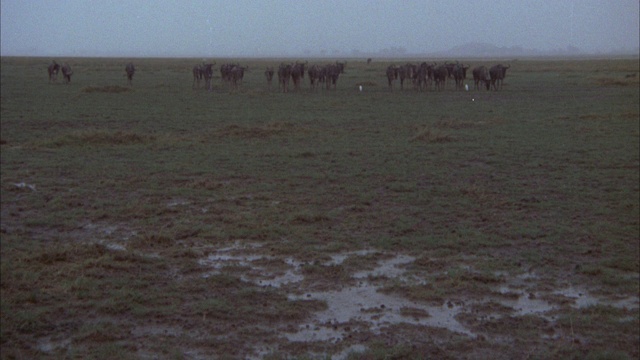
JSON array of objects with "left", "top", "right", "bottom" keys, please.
[{"left": 1, "top": 56, "right": 639, "bottom": 358}]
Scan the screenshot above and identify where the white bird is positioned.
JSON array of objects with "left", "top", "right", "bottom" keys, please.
[
  {"left": 465, "top": 84, "right": 469, "bottom": 91},
  {"left": 359, "top": 85, "right": 363, "bottom": 92}
]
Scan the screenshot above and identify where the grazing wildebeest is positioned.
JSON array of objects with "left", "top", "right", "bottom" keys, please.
[
  {"left": 367, "top": 58, "right": 372, "bottom": 64},
  {"left": 386, "top": 65, "right": 399, "bottom": 91},
  {"left": 265, "top": 67, "right": 274, "bottom": 89},
  {"left": 290, "top": 61, "right": 307, "bottom": 91},
  {"left": 452, "top": 63, "right": 469, "bottom": 91},
  {"left": 335, "top": 61, "right": 346, "bottom": 74},
  {"left": 278, "top": 63, "right": 292, "bottom": 92},
  {"left": 125, "top": 63, "right": 136, "bottom": 86},
  {"left": 202, "top": 63, "right": 215, "bottom": 91},
  {"left": 48, "top": 61, "right": 60, "bottom": 83},
  {"left": 61, "top": 63, "right": 73, "bottom": 83},
  {"left": 308, "top": 64, "right": 323, "bottom": 91},
  {"left": 192, "top": 64, "right": 204, "bottom": 89},
  {"left": 472, "top": 66, "right": 491, "bottom": 90},
  {"left": 489, "top": 64, "right": 510, "bottom": 90},
  {"left": 433, "top": 64, "right": 449, "bottom": 91}
]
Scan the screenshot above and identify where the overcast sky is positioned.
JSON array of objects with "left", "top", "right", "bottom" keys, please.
[{"left": 1, "top": 0, "right": 638, "bottom": 57}]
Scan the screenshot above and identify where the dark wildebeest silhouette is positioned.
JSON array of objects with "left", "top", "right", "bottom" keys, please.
[
  {"left": 61, "top": 63, "right": 73, "bottom": 83},
  {"left": 220, "top": 63, "right": 238, "bottom": 84},
  {"left": 48, "top": 61, "right": 60, "bottom": 83},
  {"left": 290, "top": 61, "right": 307, "bottom": 91},
  {"left": 265, "top": 67, "right": 274, "bottom": 89},
  {"left": 227, "top": 65, "right": 247, "bottom": 90},
  {"left": 452, "top": 63, "right": 469, "bottom": 91},
  {"left": 220, "top": 63, "right": 240, "bottom": 85},
  {"left": 324, "top": 63, "right": 342, "bottom": 90},
  {"left": 308, "top": 64, "right": 323, "bottom": 91},
  {"left": 414, "top": 62, "right": 433, "bottom": 91},
  {"left": 386, "top": 65, "right": 399, "bottom": 91},
  {"left": 202, "top": 63, "right": 215, "bottom": 91},
  {"left": 489, "top": 64, "right": 510, "bottom": 90},
  {"left": 367, "top": 58, "right": 372, "bottom": 64},
  {"left": 192, "top": 64, "right": 203, "bottom": 89},
  {"left": 472, "top": 66, "right": 491, "bottom": 90},
  {"left": 433, "top": 65, "right": 448, "bottom": 91},
  {"left": 445, "top": 62, "right": 457, "bottom": 80},
  {"left": 278, "top": 63, "right": 292, "bottom": 93},
  {"left": 316, "top": 61, "right": 344, "bottom": 91},
  {"left": 398, "top": 64, "right": 416, "bottom": 90},
  {"left": 125, "top": 63, "right": 135, "bottom": 86}
]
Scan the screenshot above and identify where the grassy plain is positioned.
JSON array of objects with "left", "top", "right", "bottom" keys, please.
[{"left": 1, "top": 56, "right": 639, "bottom": 359}]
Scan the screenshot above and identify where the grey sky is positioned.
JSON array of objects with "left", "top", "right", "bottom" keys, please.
[{"left": 1, "top": 0, "right": 638, "bottom": 57}]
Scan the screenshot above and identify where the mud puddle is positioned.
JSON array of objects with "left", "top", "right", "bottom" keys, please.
[{"left": 196, "top": 245, "right": 639, "bottom": 358}]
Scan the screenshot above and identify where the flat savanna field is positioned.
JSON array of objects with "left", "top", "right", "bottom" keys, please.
[{"left": 1, "top": 56, "right": 639, "bottom": 359}]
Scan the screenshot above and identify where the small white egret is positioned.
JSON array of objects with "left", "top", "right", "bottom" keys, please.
[
  {"left": 465, "top": 84, "right": 469, "bottom": 91},
  {"left": 359, "top": 85, "right": 363, "bottom": 92}
]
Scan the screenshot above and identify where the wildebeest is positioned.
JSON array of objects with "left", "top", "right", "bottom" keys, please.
[
  {"left": 202, "top": 63, "right": 215, "bottom": 90},
  {"left": 414, "top": 62, "right": 433, "bottom": 91},
  {"left": 398, "top": 64, "right": 414, "bottom": 90},
  {"left": 278, "top": 63, "right": 292, "bottom": 92},
  {"left": 192, "top": 64, "right": 204, "bottom": 89},
  {"left": 48, "top": 61, "right": 60, "bottom": 83},
  {"left": 386, "top": 65, "right": 399, "bottom": 91},
  {"left": 489, "top": 64, "right": 510, "bottom": 90},
  {"left": 227, "top": 65, "right": 247, "bottom": 90},
  {"left": 324, "top": 63, "right": 342, "bottom": 90},
  {"left": 61, "top": 63, "right": 73, "bottom": 83},
  {"left": 125, "top": 63, "right": 135, "bottom": 86},
  {"left": 219, "top": 63, "right": 237, "bottom": 84},
  {"left": 433, "top": 64, "right": 449, "bottom": 91},
  {"left": 290, "top": 61, "right": 307, "bottom": 91},
  {"left": 452, "top": 63, "right": 469, "bottom": 91},
  {"left": 367, "top": 58, "right": 372, "bottom": 64},
  {"left": 265, "top": 67, "right": 274, "bottom": 89},
  {"left": 472, "top": 66, "right": 491, "bottom": 90},
  {"left": 307, "top": 64, "right": 323, "bottom": 91}
]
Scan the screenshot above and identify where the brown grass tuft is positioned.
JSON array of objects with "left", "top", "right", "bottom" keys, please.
[
  {"left": 216, "top": 121, "right": 299, "bottom": 138},
  {"left": 593, "top": 77, "right": 638, "bottom": 87},
  {"left": 410, "top": 126, "right": 455, "bottom": 143},
  {"left": 46, "top": 130, "right": 154, "bottom": 147}
]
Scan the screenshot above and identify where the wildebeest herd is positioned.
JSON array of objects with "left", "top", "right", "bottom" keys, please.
[
  {"left": 48, "top": 61, "right": 74, "bottom": 84},
  {"left": 386, "top": 61, "right": 510, "bottom": 92},
  {"left": 46, "top": 59, "right": 510, "bottom": 92}
]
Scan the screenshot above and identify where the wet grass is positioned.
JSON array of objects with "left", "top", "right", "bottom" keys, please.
[{"left": 1, "top": 56, "right": 639, "bottom": 358}]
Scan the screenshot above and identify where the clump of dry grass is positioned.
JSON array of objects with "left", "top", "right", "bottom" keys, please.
[
  {"left": 410, "top": 126, "right": 455, "bottom": 143},
  {"left": 434, "top": 118, "right": 476, "bottom": 130},
  {"left": 81, "top": 85, "right": 132, "bottom": 93},
  {"left": 45, "top": 130, "right": 154, "bottom": 147},
  {"left": 593, "top": 77, "right": 638, "bottom": 87},
  {"left": 216, "top": 121, "right": 299, "bottom": 138}
]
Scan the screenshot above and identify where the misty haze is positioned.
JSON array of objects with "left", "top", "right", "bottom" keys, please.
[{"left": 1, "top": 0, "right": 639, "bottom": 58}]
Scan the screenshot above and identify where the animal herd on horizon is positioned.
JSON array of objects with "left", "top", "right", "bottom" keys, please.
[{"left": 46, "top": 59, "right": 510, "bottom": 92}]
